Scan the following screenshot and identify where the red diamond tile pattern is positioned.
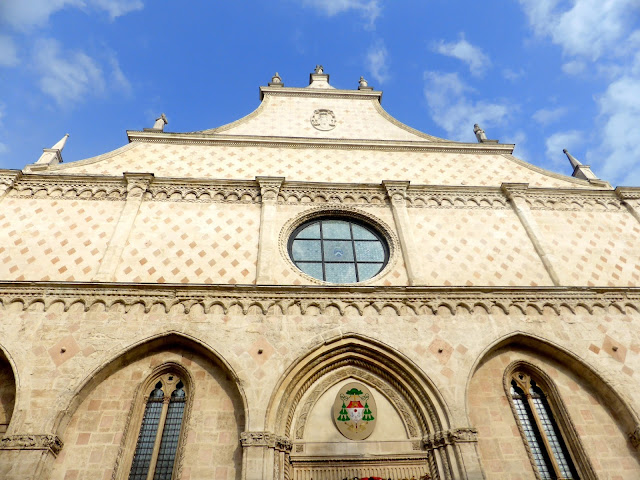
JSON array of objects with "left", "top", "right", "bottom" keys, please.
[
  {"left": 0, "top": 198, "right": 118, "bottom": 281},
  {"left": 115, "top": 201, "right": 260, "bottom": 284},
  {"left": 53, "top": 143, "right": 589, "bottom": 189},
  {"left": 533, "top": 209, "right": 640, "bottom": 286},
  {"left": 411, "top": 208, "right": 553, "bottom": 286}
]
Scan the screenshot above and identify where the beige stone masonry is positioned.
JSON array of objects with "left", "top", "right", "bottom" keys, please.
[
  {"left": 383, "top": 181, "right": 427, "bottom": 285},
  {"left": 502, "top": 183, "right": 561, "bottom": 285},
  {"left": 256, "top": 177, "right": 285, "bottom": 285},
  {"left": 93, "top": 173, "right": 153, "bottom": 282}
]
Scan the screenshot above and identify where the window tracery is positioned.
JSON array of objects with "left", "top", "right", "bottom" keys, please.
[
  {"left": 128, "top": 372, "right": 188, "bottom": 480},
  {"left": 507, "top": 366, "right": 595, "bottom": 480}
]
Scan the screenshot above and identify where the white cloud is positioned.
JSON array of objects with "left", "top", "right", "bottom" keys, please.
[
  {"left": 423, "top": 71, "right": 511, "bottom": 141},
  {"left": 366, "top": 41, "right": 389, "bottom": 84},
  {"left": 0, "top": 35, "right": 18, "bottom": 66},
  {"left": 545, "top": 130, "right": 582, "bottom": 166},
  {"left": 503, "top": 68, "right": 525, "bottom": 82},
  {"left": 302, "top": 0, "right": 381, "bottom": 27},
  {"left": 589, "top": 75, "right": 640, "bottom": 184},
  {"left": 561, "top": 60, "right": 586, "bottom": 75},
  {"left": 518, "top": 0, "right": 640, "bottom": 61},
  {"left": 532, "top": 106, "right": 568, "bottom": 125},
  {"left": 33, "top": 39, "right": 105, "bottom": 105},
  {"left": 109, "top": 54, "right": 132, "bottom": 95},
  {"left": 0, "top": 0, "right": 143, "bottom": 30},
  {"left": 433, "top": 35, "right": 491, "bottom": 77}
]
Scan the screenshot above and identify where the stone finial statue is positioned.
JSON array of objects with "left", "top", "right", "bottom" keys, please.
[
  {"left": 563, "top": 148, "right": 600, "bottom": 181},
  {"left": 473, "top": 124, "right": 487, "bottom": 143},
  {"left": 314, "top": 65, "right": 324, "bottom": 74},
  {"left": 359, "top": 76, "right": 368, "bottom": 88},
  {"left": 34, "top": 133, "right": 69, "bottom": 166},
  {"left": 152, "top": 113, "right": 168, "bottom": 131},
  {"left": 271, "top": 72, "right": 282, "bottom": 84}
]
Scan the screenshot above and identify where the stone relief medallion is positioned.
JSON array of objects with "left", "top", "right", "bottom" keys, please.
[
  {"left": 333, "top": 382, "right": 377, "bottom": 440},
  {"left": 310, "top": 109, "right": 336, "bottom": 131}
]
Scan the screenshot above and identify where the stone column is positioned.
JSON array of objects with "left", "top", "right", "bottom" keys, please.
[
  {"left": 94, "top": 173, "right": 154, "bottom": 282},
  {"left": 0, "top": 171, "right": 22, "bottom": 204},
  {"left": 383, "top": 180, "right": 426, "bottom": 285},
  {"left": 423, "top": 428, "right": 482, "bottom": 480},
  {"left": 255, "top": 177, "right": 284, "bottom": 285},
  {"left": 616, "top": 187, "right": 640, "bottom": 226},
  {"left": 0, "top": 434, "right": 62, "bottom": 480},
  {"left": 240, "top": 431, "right": 291, "bottom": 480},
  {"left": 501, "top": 183, "right": 561, "bottom": 286}
]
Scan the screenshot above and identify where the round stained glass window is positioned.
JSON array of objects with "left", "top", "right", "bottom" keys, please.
[{"left": 288, "top": 217, "right": 389, "bottom": 283}]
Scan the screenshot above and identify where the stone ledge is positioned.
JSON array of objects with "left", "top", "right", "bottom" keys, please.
[{"left": 0, "top": 434, "right": 63, "bottom": 456}]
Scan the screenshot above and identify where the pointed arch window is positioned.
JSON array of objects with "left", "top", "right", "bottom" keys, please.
[
  {"left": 128, "top": 373, "right": 188, "bottom": 480},
  {"left": 507, "top": 367, "right": 595, "bottom": 480}
]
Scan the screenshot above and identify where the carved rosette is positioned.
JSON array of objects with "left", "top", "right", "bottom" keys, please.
[
  {"left": 0, "top": 434, "right": 64, "bottom": 456},
  {"left": 423, "top": 428, "right": 478, "bottom": 450}
]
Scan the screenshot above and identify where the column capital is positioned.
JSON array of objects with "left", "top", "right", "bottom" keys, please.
[
  {"left": 123, "top": 172, "right": 154, "bottom": 197},
  {"left": 383, "top": 180, "right": 410, "bottom": 203},
  {"left": 500, "top": 182, "right": 529, "bottom": 199},
  {"left": 0, "top": 170, "right": 22, "bottom": 197},
  {"left": 423, "top": 427, "right": 478, "bottom": 450},
  {"left": 256, "top": 176, "right": 285, "bottom": 202},
  {"left": 240, "top": 431, "right": 292, "bottom": 452},
  {"left": 0, "top": 434, "right": 64, "bottom": 456},
  {"left": 615, "top": 187, "right": 640, "bottom": 201}
]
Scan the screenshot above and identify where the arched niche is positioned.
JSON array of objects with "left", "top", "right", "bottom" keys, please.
[
  {"left": 0, "top": 345, "right": 17, "bottom": 434},
  {"left": 265, "top": 333, "right": 458, "bottom": 480},
  {"left": 49, "top": 332, "right": 247, "bottom": 480},
  {"left": 467, "top": 332, "right": 640, "bottom": 479}
]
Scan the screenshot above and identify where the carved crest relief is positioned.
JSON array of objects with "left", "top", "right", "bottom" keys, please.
[{"left": 310, "top": 109, "right": 336, "bottom": 131}]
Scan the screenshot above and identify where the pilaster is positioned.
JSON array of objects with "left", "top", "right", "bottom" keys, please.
[
  {"left": 616, "top": 187, "right": 640, "bottom": 226},
  {"left": 501, "top": 183, "right": 561, "bottom": 286},
  {"left": 255, "top": 177, "right": 284, "bottom": 285},
  {"left": 240, "top": 431, "right": 292, "bottom": 480},
  {"left": 383, "top": 180, "right": 426, "bottom": 285},
  {"left": 94, "top": 173, "right": 154, "bottom": 282},
  {"left": 0, "top": 170, "right": 22, "bottom": 203}
]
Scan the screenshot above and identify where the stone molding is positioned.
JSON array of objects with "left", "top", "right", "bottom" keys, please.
[
  {"left": 422, "top": 428, "right": 478, "bottom": 449},
  {"left": 124, "top": 130, "right": 516, "bottom": 155},
  {"left": 293, "top": 366, "right": 420, "bottom": 443},
  {"left": 240, "top": 431, "right": 292, "bottom": 452},
  {"left": 0, "top": 434, "right": 63, "bottom": 456},
  {"left": 0, "top": 282, "right": 639, "bottom": 317},
  {"left": 1, "top": 172, "right": 627, "bottom": 210}
]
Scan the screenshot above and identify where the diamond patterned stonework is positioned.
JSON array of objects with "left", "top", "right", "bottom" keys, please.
[
  {"left": 0, "top": 197, "right": 120, "bottom": 281},
  {"left": 116, "top": 201, "right": 261, "bottom": 284}
]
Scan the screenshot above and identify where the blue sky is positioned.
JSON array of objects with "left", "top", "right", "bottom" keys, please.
[{"left": 0, "top": 1, "right": 639, "bottom": 185}]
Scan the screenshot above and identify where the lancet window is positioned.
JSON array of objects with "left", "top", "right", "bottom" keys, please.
[
  {"left": 128, "top": 372, "right": 188, "bottom": 480},
  {"left": 507, "top": 368, "right": 590, "bottom": 480}
]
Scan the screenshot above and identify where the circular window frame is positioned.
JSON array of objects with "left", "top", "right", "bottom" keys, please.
[{"left": 279, "top": 207, "right": 399, "bottom": 285}]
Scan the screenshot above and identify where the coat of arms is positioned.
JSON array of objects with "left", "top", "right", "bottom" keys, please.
[
  {"left": 310, "top": 109, "right": 336, "bottom": 131},
  {"left": 333, "top": 382, "right": 377, "bottom": 440}
]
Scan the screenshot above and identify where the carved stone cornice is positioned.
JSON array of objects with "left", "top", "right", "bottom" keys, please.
[
  {"left": 0, "top": 434, "right": 63, "bottom": 456},
  {"left": 3, "top": 174, "right": 623, "bottom": 210},
  {"left": 240, "top": 431, "right": 292, "bottom": 452},
  {"left": 124, "top": 130, "right": 516, "bottom": 155},
  {"left": 0, "top": 282, "right": 638, "bottom": 317},
  {"left": 423, "top": 428, "right": 478, "bottom": 450}
]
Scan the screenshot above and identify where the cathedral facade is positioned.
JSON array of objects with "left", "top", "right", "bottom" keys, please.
[{"left": 0, "top": 67, "right": 639, "bottom": 480}]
